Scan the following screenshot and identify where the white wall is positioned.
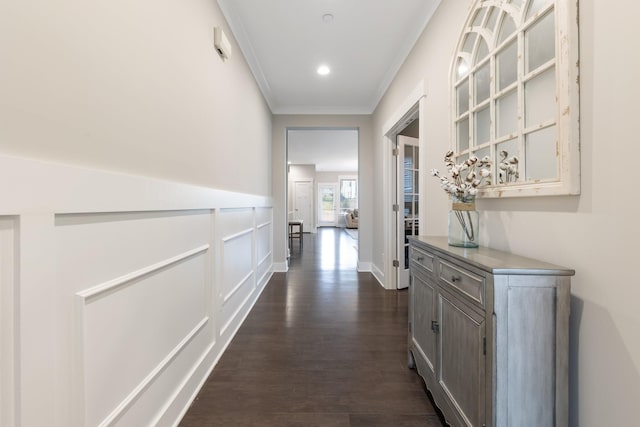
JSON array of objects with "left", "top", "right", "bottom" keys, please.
[
  {"left": 0, "top": 1, "right": 274, "bottom": 426},
  {"left": 372, "top": 1, "right": 640, "bottom": 425},
  {"left": 272, "top": 115, "right": 373, "bottom": 273},
  {"left": 0, "top": 0, "right": 272, "bottom": 196}
]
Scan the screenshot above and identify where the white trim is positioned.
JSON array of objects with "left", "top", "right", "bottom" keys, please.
[
  {"left": 151, "top": 341, "right": 215, "bottom": 427},
  {"left": 258, "top": 252, "right": 272, "bottom": 268},
  {"left": 0, "top": 154, "right": 272, "bottom": 215},
  {"left": 256, "top": 221, "right": 272, "bottom": 230},
  {"left": 382, "top": 82, "right": 426, "bottom": 136},
  {"left": 257, "top": 270, "right": 273, "bottom": 290},
  {"left": 369, "top": 1, "right": 441, "bottom": 114},
  {"left": 98, "top": 317, "right": 209, "bottom": 427},
  {"left": 371, "top": 263, "right": 386, "bottom": 289},
  {"left": 219, "top": 283, "right": 255, "bottom": 336},
  {"left": 223, "top": 271, "right": 253, "bottom": 304},
  {"left": 221, "top": 228, "right": 253, "bottom": 243},
  {"left": 76, "top": 245, "right": 210, "bottom": 302},
  {"left": 216, "top": 0, "right": 275, "bottom": 112},
  {"left": 382, "top": 81, "right": 426, "bottom": 292},
  {"left": 0, "top": 217, "right": 17, "bottom": 427},
  {"left": 3, "top": 154, "right": 274, "bottom": 426}
]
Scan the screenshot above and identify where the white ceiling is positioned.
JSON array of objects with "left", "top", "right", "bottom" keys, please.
[
  {"left": 218, "top": 0, "right": 441, "bottom": 114},
  {"left": 288, "top": 129, "right": 358, "bottom": 172}
]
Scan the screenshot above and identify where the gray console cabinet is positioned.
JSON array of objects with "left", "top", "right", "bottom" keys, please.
[{"left": 408, "top": 236, "right": 573, "bottom": 427}]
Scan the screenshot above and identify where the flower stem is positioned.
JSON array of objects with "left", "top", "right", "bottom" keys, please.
[{"left": 454, "top": 210, "right": 475, "bottom": 241}]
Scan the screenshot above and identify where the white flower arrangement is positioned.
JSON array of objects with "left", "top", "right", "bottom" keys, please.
[
  {"left": 498, "top": 150, "right": 519, "bottom": 183},
  {"left": 430, "top": 151, "right": 492, "bottom": 201}
]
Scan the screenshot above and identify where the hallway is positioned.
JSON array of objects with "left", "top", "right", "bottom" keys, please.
[{"left": 180, "top": 228, "right": 444, "bottom": 426}]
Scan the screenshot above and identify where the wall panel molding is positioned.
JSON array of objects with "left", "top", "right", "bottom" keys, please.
[
  {"left": 0, "top": 155, "right": 274, "bottom": 427},
  {"left": 220, "top": 286, "right": 255, "bottom": 336},
  {"left": 223, "top": 271, "right": 254, "bottom": 304},
  {"left": 76, "top": 245, "right": 210, "bottom": 302},
  {"left": 221, "top": 228, "right": 253, "bottom": 244},
  {"left": 257, "top": 220, "right": 272, "bottom": 229},
  {"left": 96, "top": 318, "right": 209, "bottom": 427},
  {"left": 0, "top": 217, "right": 17, "bottom": 427},
  {"left": 258, "top": 252, "right": 273, "bottom": 268}
]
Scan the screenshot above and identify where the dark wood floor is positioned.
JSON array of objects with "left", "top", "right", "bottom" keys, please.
[{"left": 180, "top": 228, "right": 445, "bottom": 426}]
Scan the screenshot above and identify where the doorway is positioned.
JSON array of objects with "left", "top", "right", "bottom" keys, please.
[
  {"left": 383, "top": 86, "right": 424, "bottom": 290},
  {"left": 286, "top": 128, "right": 359, "bottom": 259},
  {"left": 395, "top": 132, "right": 420, "bottom": 290}
]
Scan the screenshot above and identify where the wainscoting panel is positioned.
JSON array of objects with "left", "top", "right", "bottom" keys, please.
[
  {"left": 78, "top": 252, "right": 208, "bottom": 426},
  {"left": 218, "top": 208, "right": 256, "bottom": 338},
  {"left": 256, "top": 217, "right": 273, "bottom": 290},
  {"left": 0, "top": 216, "right": 17, "bottom": 427},
  {"left": 0, "top": 154, "right": 273, "bottom": 427},
  {"left": 56, "top": 210, "right": 213, "bottom": 426},
  {"left": 55, "top": 211, "right": 211, "bottom": 293}
]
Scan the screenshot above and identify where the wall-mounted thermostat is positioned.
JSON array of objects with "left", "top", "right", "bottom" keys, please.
[{"left": 214, "top": 27, "right": 232, "bottom": 61}]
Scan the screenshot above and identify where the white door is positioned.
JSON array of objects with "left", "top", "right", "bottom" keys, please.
[
  {"left": 397, "top": 135, "right": 419, "bottom": 289},
  {"left": 294, "top": 181, "right": 313, "bottom": 232},
  {"left": 317, "top": 183, "right": 338, "bottom": 227}
]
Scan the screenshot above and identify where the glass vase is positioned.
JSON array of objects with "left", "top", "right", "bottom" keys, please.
[{"left": 448, "top": 197, "right": 479, "bottom": 248}]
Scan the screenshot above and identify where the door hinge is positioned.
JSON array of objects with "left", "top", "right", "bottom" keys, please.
[
  {"left": 392, "top": 148, "right": 399, "bottom": 156},
  {"left": 392, "top": 204, "right": 400, "bottom": 212},
  {"left": 483, "top": 337, "right": 487, "bottom": 355},
  {"left": 431, "top": 320, "right": 439, "bottom": 334},
  {"left": 393, "top": 259, "right": 400, "bottom": 268}
]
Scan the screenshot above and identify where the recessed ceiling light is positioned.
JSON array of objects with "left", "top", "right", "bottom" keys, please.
[
  {"left": 317, "top": 65, "right": 331, "bottom": 76},
  {"left": 322, "top": 13, "right": 334, "bottom": 23}
]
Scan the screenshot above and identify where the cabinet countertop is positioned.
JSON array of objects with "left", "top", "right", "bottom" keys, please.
[{"left": 409, "top": 236, "right": 575, "bottom": 276}]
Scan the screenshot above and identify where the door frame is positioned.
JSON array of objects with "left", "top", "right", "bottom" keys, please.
[
  {"left": 285, "top": 126, "right": 360, "bottom": 266},
  {"left": 396, "top": 135, "right": 419, "bottom": 290},
  {"left": 382, "top": 81, "right": 426, "bottom": 290}
]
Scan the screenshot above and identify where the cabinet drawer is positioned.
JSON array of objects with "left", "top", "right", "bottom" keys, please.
[
  {"left": 439, "top": 260, "right": 485, "bottom": 306},
  {"left": 410, "top": 246, "right": 435, "bottom": 273}
]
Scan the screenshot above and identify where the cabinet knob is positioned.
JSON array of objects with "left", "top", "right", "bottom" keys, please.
[
  {"left": 417, "top": 256, "right": 424, "bottom": 262},
  {"left": 451, "top": 275, "right": 461, "bottom": 283}
]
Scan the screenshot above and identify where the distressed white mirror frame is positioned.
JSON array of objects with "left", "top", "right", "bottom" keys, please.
[{"left": 451, "top": 0, "right": 580, "bottom": 197}]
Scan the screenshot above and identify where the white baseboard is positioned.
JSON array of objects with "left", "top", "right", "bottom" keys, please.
[{"left": 372, "top": 264, "right": 386, "bottom": 289}]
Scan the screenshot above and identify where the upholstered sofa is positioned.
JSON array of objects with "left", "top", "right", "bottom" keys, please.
[{"left": 345, "top": 208, "right": 359, "bottom": 229}]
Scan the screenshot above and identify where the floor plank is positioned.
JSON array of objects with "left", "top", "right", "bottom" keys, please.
[{"left": 180, "top": 228, "right": 445, "bottom": 426}]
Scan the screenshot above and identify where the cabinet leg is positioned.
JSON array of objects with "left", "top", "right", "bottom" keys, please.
[{"left": 408, "top": 350, "right": 416, "bottom": 369}]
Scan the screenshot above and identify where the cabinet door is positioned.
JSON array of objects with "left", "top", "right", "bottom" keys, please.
[
  {"left": 437, "top": 291, "right": 486, "bottom": 427},
  {"left": 410, "top": 271, "right": 437, "bottom": 376}
]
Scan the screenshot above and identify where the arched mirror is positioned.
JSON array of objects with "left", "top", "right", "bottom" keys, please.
[{"left": 451, "top": 0, "right": 580, "bottom": 197}]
